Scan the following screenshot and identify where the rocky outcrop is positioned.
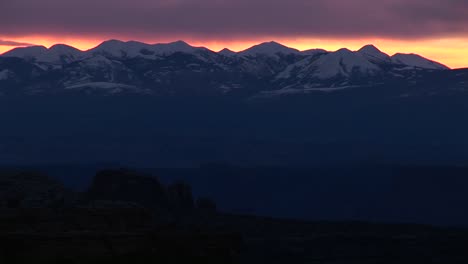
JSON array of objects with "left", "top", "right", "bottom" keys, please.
[
  {"left": 84, "top": 169, "right": 215, "bottom": 219},
  {"left": 168, "top": 181, "right": 195, "bottom": 211},
  {"left": 0, "top": 171, "right": 73, "bottom": 209},
  {"left": 0, "top": 169, "right": 238, "bottom": 263},
  {"left": 85, "top": 169, "right": 170, "bottom": 210},
  {"left": 196, "top": 197, "right": 217, "bottom": 213}
]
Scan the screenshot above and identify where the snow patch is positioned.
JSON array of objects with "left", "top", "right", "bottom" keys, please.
[
  {"left": 276, "top": 57, "right": 312, "bottom": 79},
  {"left": 0, "top": 70, "right": 13, "bottom": 80},
  {"left": 391, "top": 53, "right": 449, "bottom": 70},
  {"left": 65, "top": 82, "right": 137, "bottom": 90},
  {"left": 260, "top": 85, "right": 361, "bottom": 96},
  {"left": 311, "top": 48, "right": 380, "bottom": 79}
]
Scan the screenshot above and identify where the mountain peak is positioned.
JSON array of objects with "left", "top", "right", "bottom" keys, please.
[
  {"left": 49, "top": 44, "right": 81, "bottom": 52},
  {"left": 162, "top": 40, "right": 192, "bottom": 48},
  {"left": 1, "top": 45, "right": 48, "bottom": 59},
  {"left": 91, "top": 40, "right": 127, "bottom": 52},
  {"left": 240, "top": 41, "right": 299, "bottom": 56},
  {"left": 265, "top": 41, "right": 283, "bottom": 46},
  {"left": 309, "top": 48, "right": 380, "bottom": 79},
  {"left": 88, "top": 39, "right": 152, "bottom": 58},
  {"left": 171, "top": 40, "right": 189, "bottom": 45},
  {"left": 335, "top": 48, "right": 353, "bottom": 54},
  {"left": 95, "top": 39, "right": 126, "bottom": 48},
  {"left": 219, "top": 48, "right": 237, "bottom": 56},
  {"left": 358, "top": 44, "right": 380, "bottom": 53},
  {"left": 152, "top": 40, "right": 202, "bottom": 55},
  {"left": 102, "top": 39, "right": 125, "bottom": 44},
  {"left": 1, "top": 44, "right": 83, "bottom": 64},
  {"left": 36, "top": 44, "right": 84, "bottom": 63},
  {"left": 258, "top": 41, "right": 291, "bottom": 49},
  {"left": 358, "top": 44, "right": 390, "bottom": 62}
]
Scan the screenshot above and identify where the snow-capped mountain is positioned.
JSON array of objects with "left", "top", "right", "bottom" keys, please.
[
  {"left": 275, "top": 47, "right": 382, "bottom": 89},
  {"left": 2, "top": 46, "right": 48, "bottom": 60},
  {"left": 391, "top": 53, "right": 449, "bottom": 70},
  {"left": 88, "top": 40, "right": 208, "bottom": 59},
  {"left": 0, "top": 40, "right": 463, "bottom": 96},
  {"left": 38, "top": 44, "right": 83, "bottom": 64},
  {"left": 357, "top": 45, "right": 391, "bottom": 63},
  {"left": 88, "top": 40, "right": 150, "bottom": 58},
  {"left": 218, "top": 48, "right": 237, "bottom": 57},
  {"left": 309, "top": 48, "right": 381, "bottom": 79},
  {"left": 152, "top": 40, "right": 207, "bottom": 55},
  {"left": 2, "top": 44, "right": 83, "bottom": 64},
  {"left": 239, "top": 41, "right": 300, "bottom": 56}
]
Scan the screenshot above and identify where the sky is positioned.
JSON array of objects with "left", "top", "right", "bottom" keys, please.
[{"left": 1, "top": 0, "right": 467, "bottom": 68}]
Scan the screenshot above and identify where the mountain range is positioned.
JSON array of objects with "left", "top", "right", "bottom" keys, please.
[{"left": 0, "top": 40, "right": 465, "bottom": 96}]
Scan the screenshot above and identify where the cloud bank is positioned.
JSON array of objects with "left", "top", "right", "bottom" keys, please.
[
  {"left": 0, "top": 39, "right": 34, "bottom": 46},
  {"left": 1, "top": 0, "right": 467, "bottom": 39}
]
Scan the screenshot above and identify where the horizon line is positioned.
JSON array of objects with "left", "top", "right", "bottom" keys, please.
[{"left": 1, "top": 39, "right": 466, "bottom": 69}]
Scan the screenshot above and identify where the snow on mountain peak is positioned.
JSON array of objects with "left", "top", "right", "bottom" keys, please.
[
  {"left": 391, "top": 53, "right": 449, "bottom": 70},
  {"left": 335, "top": 48, "right": 353, "bottom": 54},
  {"left": 90, "top": 40, "right": 151, "bottom": 58},
  {"left": 88, "top": 39, "right": 206, "bottom": 58},
  {"left": 357, "top": 44, "right": 391, "bottom": 62},
  {"left": 151, "top": 40, "right": 203, "bottom": 55},
  {"left": 2, "top": 46, "right": 48, "bottom": 60},
  {"left": 358, "top": 44, "right": 380, "bottom": 54},
  {"left": 240, "top": 41, "right": 300, "bottom": 56},
  {"left": 0, "top": 40, "right": 452, "bottom": 75},
  {"left": 219, "top": 48, "right": 237, "bottom": 56},
  {"left": 310, "top": 48, "right": 380, "bottom": 79},
  {"left": 1, "top": 44, "right": 83, "bottom": 64},
  {"left": 168, "top": 40, "right": 190, "bottom": 47},
  {"left": 49, "top": 44, "right": 77, "bottom": 52},
  {"left": 37, "top": 44, "right": 83, "bottom": 63}
]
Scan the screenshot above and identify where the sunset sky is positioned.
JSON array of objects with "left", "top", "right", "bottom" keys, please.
[{"left": 1, "top": 0, "right": 467, "bottom": 68}]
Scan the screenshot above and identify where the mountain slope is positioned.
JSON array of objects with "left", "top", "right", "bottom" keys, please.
[
  {"left": 392, "top": 53, "right": 450, "bottom": 70},
  {"left": 309, "top": 48, "right": 381, "bottom": 79},
  {"left": 2, "top": 46, "right": 48, "bottom": 60}
]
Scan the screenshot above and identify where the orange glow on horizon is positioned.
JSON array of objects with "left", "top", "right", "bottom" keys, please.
[{"left": 1, "top": 35, "right": 467, "bottom": 69}]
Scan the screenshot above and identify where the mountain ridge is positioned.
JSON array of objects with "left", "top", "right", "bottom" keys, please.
[
  {"left": 0, "top": 39, "right": 453, "bottom": 67},
  {"left": 0, "top": 39, "right": 464, "bottom": 97}
]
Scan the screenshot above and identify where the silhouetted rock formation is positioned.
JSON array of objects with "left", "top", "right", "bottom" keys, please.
[
  {"left": 168, "top": 181, "right": 195, "bottom": 212},
  {"left": 84, "top": 169, "right": 205, "bottom": 218},
  {"left": 196, "top": 197, "right": 217, "bottom": 213},
  {"left": 0, "top": 171, "right": 73, "bottom": 209},
  {"left": 86, "top": 169, "right": 170, "bottom": 210},
  {"left": 0, "top": 169, "right": 239, "bottom": 263},
  {"left": 4, "top": 168, "right": 468, "bottom": 263}
]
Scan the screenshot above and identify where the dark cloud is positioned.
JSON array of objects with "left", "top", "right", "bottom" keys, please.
[
  {"left": 0, "top": 39, "right": 34, "bottom": 46},
  {"left": 1, "top": 0, "right": 467, "bottom": 39}
]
